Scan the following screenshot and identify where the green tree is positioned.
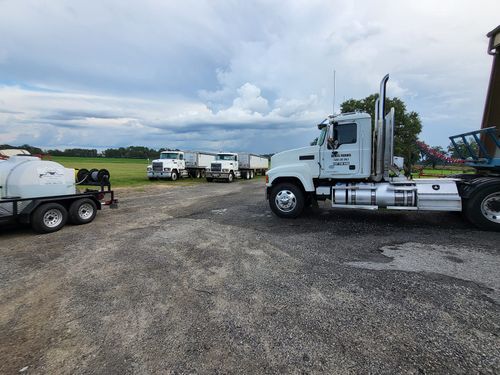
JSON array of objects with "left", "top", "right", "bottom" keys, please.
[
  {"left": 341, "top": 94, "right": 422, "bottom": 173},
  {"left": 447, "top": 139, "right": 479, "bottom": 159}
]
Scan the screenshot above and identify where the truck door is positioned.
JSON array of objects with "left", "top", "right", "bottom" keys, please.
[{"left": 320, "top": 122, "right": 360, "bottom": 178}]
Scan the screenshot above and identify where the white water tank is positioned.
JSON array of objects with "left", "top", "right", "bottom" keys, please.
[{"left": 0, "top": 156, "right": 75, "bottom": 199}]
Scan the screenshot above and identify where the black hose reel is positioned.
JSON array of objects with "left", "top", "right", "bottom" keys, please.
[{"left": 76, "top": 168, "right": 110, "bottom": 185}]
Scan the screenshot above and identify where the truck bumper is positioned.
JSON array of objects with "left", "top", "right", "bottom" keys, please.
[
  {"left": 205, "top": 171, "right": 230, "bottom": 179},
  {"left": 147, "top": 171, "right": 172, "bottom": 179}
]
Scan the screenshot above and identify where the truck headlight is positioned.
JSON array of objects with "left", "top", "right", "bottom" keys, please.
[
  {"left": 147, "top": 167, "right": 152, "bottom": 171},
  {"left": 164, "top": 168, "right": 171, "bottom": 172}
]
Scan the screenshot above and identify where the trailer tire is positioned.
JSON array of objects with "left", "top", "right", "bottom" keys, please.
[
  {"left": 69, "top": 198, "right": 97, "bottom": 225},
  {"left": 31, "top": 203, "right": 68, "bottom": 233},
  {"left": 250, "top": 170, "right": 254, "bottom": 179},
  {"left": 195, "top": 170, "right": 201, "bottom": 179},
  {"left": 464, "top": 184, "right": 500, "bottom": 231},
  {"left": 171, "top": 170, "right": 178, "bottom": 181},
  {"left": 269, "top": 183, "right": 305, "bottom": 218}
]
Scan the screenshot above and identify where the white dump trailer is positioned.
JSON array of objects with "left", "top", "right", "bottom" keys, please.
[
  {"left": 0, "top": 156, "right": 117, "bottom": 233},
  {"left": 238, "top": 153, "right": 269, "bottom": 179},
  {"left": 184, "top": 151, "right": 216, "bottom": 178}
]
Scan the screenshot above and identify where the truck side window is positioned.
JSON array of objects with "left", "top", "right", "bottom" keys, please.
[
  {"left": 334, "top": 123, "right": 357, "bottom": 145},
  {"left": 179, "top": 154, "right": 183, "bottom": 160}
]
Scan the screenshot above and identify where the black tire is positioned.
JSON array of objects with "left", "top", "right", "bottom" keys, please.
[
  {"left": 227, "top": 172, "right": 234, "bottom": 183},
  {"left": 250, "top": 170, "right": 254, "bottom": 179},
  {"left": 69, "top": 198, "right": 97, "bottom": 225},
  {"left": 269, "top": 183, "right": 305, "bottom": 218},
  {"left": 171, "top": 170, "right": 178, "bottom": 181},
  {"left": 206, "top": 177, "right": 213, "bottom": 182},
  {"left": 195, "top": 170, "right": 201, "bottom": 179},
  {"left": 31, "top": 203, "right": 68, "bottom": 233},
  {"left": 464, "top": 184, "right": 500, "bottom": 231}
]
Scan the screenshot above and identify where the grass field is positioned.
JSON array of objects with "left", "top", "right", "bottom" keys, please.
[
  {"left": 51, "top": 156, "right": 207, "bottom": 188},
  {"left": 51, "top": 156, "right": 474, "bottom": 188}
]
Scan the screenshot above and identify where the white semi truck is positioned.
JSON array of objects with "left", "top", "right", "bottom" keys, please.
[
  {"left": 147, "top": 151, "right": 216, "bottom": 180},
  {"left": 265, "top": 74, "right": 500, "bottom": 231},
  {"left": 205, "top": 152, "right": 269, "bottom": 182}
]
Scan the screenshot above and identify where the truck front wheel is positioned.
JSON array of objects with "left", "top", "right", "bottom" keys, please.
[
  {"left": 227, "top": 172, "right": 234, "bottom": 183},
  {"left": 171, "top": 170, "right": 178, "bottom": 181},
  {"left": 269, "top": 183, "right": 305, "bottom": 218},
  {"left": 31, "top": 203, "right": 68, "bottom": 233},
  {"left": 464, "top": 184, "right": 500, "bottom": 231}
]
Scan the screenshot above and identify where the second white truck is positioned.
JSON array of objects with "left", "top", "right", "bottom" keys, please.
[
  {"left": 205, "top": 152, "right": 269, "bottom": 182},
  {"left": 147, "top": 151, "right": 217, "bottom": 180}
]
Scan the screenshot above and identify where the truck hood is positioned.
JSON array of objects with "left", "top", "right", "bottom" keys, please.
[
  {"left": 152, "top": 159, "right": 180, "bottom": 167},
  {"left": 270, "top": 146, "right": 318, "bottom": 168}
]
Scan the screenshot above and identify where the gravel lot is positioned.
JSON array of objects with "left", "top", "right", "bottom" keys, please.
[{"left": 1, "top": 179, "right": 499, "bottom": 374}]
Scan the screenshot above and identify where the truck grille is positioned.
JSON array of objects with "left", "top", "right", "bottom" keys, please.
[
  {"left": 152, "top": 162, "right": 163, "bottom": 172},
  {"left": 211, "top": 163, "right": 221, "bottom": 172}
]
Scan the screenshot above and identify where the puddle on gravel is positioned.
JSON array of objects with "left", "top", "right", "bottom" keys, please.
[{"left": 347, "top": 242, "right": 500, "bottom": 302}]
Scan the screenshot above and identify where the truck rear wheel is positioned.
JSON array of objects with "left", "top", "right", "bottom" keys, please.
[
  {"left": 464, "top": 184, "right": 500, "bottom": 231},
  {"left": 31, "top": 203, "right": 68, "bottom": 233},
  {"left": 269, "top": 183, "right": 305, "bottom": 218},
  {"left": 69, "top": 198, "right": 97, "bottom": 225}
]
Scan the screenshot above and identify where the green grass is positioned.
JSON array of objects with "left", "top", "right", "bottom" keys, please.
[
  {"left": 51, "top": 156, "right": 206, "bottom": 188},
  {"left": 411, "top": 166, "right": 475, "bottom": 178}
]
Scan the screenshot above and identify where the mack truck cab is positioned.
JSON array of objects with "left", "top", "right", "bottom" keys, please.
[
  {"left": 266, "top": 73, "right": 500, "bottom": 231},
  {"left": 206, "top": 153, "right": 241, "bottom": 182},
  {"left": 147, "top": 151, "right": 188, "bottom": 180}
]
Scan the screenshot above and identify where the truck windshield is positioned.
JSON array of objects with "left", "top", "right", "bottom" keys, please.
[
  {"left": 311, "top": 127, "right": 327, "bottom": 146},
  {"left": 160, "top": 153, "right": 179, "bottom": 159},
  {"left": 216, "top": 154, "right": 236, "bottom": 161}
]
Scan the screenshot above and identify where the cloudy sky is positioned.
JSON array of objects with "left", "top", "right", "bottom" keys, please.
[{"left": 0, "top": 0, "right": 498, "bottom": 154}]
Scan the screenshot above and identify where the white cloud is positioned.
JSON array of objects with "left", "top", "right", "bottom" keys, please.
[{"left": 0, "top": 0, "right": 499, "bottom": 152}]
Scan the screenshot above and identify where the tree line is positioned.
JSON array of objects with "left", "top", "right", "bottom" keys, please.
[{"left": 0, "top": 144, "right": 179, "bottom": 159}]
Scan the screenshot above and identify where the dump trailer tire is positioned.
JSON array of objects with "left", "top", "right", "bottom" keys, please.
[
  {"left": 195, "top": 170, "right": 201, "bottom": 179},
  {"left": 31, "top": 202, "right": 68, "bottom": 233},
  {"left": 69, "top": 198, "right": 97, "bottom": 225},
  {"left": 464, "top": 184, "right": 500, "bottom": 231},
  {"left": 269, "top": 183, "right": 305, "bottom": 218}
]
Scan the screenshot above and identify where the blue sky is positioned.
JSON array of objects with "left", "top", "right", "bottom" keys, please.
[{"left": 0, "top": 0, "right": 498, "bottom": 154}]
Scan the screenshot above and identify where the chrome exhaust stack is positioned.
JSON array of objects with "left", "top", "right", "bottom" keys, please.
[{"left": 372, "top": 74, "right": 389, "bottom": 181}]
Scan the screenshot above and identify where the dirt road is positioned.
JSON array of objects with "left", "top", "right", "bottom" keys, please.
[{"left": 1, "top": 180, "right": 499, "bottom": 374}]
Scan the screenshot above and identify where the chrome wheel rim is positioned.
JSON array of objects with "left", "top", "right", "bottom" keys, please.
[
  {"left": 481, "top": 192, "right": 500, "bottom": 224},
  {"left": 171, "top": 173, "right": 177, "bottom": 181},
  {"left": 43, "top": 209, "right": 63, "bottom": 228},
  {"left": 275, "top": 190, "right": 297, "bottom": 212},
  {"left": 78, "top": 203, "right": 94, "bottom": 220}
]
